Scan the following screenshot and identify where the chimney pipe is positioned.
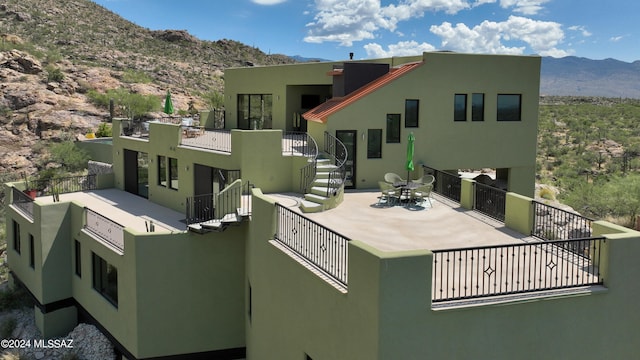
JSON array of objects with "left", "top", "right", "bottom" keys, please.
[{"left": 349, "top": 52, "right": 354, "bottom": 60}]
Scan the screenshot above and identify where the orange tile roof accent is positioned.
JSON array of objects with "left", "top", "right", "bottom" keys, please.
[{"left": 303, "top": 61, "right": 423, "bottom": 123}]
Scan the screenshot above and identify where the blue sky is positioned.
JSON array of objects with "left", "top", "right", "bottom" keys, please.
[{"left": 91, "top": 0, "right": 640, "bottom": 62}]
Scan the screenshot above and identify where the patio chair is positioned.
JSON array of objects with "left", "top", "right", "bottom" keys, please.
[
  {"left": 377, "top": 181, "right": 400, "bottom": 206},
  {"left": 384, "top": 172, "right": 404, "bottom": 184},
  {"left": 414, "top": 174, "right": 435, "bottom": 185},
  {"left": 410, "top": 184, "right": 433, "bottom": 207}
]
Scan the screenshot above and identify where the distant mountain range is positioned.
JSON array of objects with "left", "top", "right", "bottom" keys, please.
[{"left": 540, "top": 57, "right": 640, "bottom": 99}]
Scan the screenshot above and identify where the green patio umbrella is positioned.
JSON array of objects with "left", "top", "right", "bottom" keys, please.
[
  {"left": 164, "top": 90, "right": 174, "bottom": 115},
  {"left": 406, "top": 132, "right": 415, "bottom": 182}
]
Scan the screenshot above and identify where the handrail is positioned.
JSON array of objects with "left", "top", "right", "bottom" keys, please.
[
  {"left": 298, "top": 133, "right": 319, "bottom": 193},
  {"left": 532, "top": 200, "right": 593, "bottom": 241},
  {"left": 283, "top": 131, "right": 318, "bottom": 158},
  {"left": 473, "top": 182, "right": 506, "bottom": 222},
  {"left": 432, "top": 237, "right": 605, "bottom": 303},
  {"left": 274, "top": 203, "right": 350, "bottom": 286},
  {"left": 323, "top": 131, "right": 348, "bottom": 197}
]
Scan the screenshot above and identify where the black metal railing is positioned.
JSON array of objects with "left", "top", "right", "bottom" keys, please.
[
  {"left": 532, "top": 201, "right": 593, "bottom": 242},
  {"left": 426, "top": 167, "right": 461, "bottom": 202},
  {"left": 11, "top": 187, "right": 35, "bottom": 219},
  {"left": 474, "top": 182, "right": 506, "bottom": 222},
  {"left": 180, "top": 129, "right": 232, "bottom": 153},
  {"left": 323, "top": 131, "right": 348, "bottom": 197},
  {"left": 432, "top": 237, "right": 605, "bottom": 303},
  {"left": 283, "top": 131, "right": 318, "bottom": 157},
  {"left": 300, "top": 160, "right": 317, "bottom": 193},
  {"left": 185, "top": 180, "right": 253, "bottom": 226},
  {"left": 33, "top": 175, "right": 97, "bottom": 196},
  {"left": 274, "top": 203, "right": 350, "bottom": 287}
]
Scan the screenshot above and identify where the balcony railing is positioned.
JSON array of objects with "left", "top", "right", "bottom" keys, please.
[
  {"left": 11, "top": 187, "right": 35, "bottom": 220},
  {"left": 432, "top": 237, "right": 605, "bottom": 303},
  {"left": 180, "top": 129, "right": 232, "bottom": 153},
  {"left": 532, "top": 201, "right": 593, "bottom": 242},
  {"left": 283, "top": 131, "right": 318, "bottom": 158},
  {"left": 474, "top": 182, "right": 506, "bottom": 222},
  {"left": 425, "top": 166, "right": 461, "bottom": 202},
  {"left": 33, "top": 175, "right": 97, "bottom": 196},
  {"left": 185, "top": 180, "right": 253, "bottom": 226},
  {"left": 274, "top": 203, "right": 350, "bottom": 287},
  {"left": 84, "top": 208, "right": 124, "bottom": 252}
]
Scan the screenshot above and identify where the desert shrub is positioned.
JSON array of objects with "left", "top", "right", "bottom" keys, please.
[
  {"left": 121, "top": 69, "right": 152, "bottom": 84},
  {"left": 48, "top": 142, "right": 90, "bottom": 173},
  {"left": 95, "top": 122, "right": 112, "bottom": 138},
  {"left": 88, "top": 88, "right": 159, "bottom": 119},
  {"left": 538, "top": 187, "right": 555, "bottom": 200},
  {"left": 45, "top": 65, "right": 64, "bottom": 82}
]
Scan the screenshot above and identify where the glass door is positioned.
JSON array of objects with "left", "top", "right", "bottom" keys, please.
[{"left": 336, "top": 130, "right": 356, "bottom": 189}]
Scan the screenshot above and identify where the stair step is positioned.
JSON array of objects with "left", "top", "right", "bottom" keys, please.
[
  {"left": 299, "top": 199, "right": 323, "bottom": 213},
  {"left": 310, "top": 186, "right": 329, "bottom": 197},
  {"left": 304, "top": 193, "right": 329, "bottom": 203}
]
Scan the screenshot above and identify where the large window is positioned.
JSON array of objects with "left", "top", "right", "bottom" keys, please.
[
  {"left": 75, "top": 240, "right": 81, "bottom": 277},
  {"left": 92, "top": 253, "right": 118, "bottom": 307},
  {"left": 454, "top": 94, "right": 467, "bottom": 121},
  {"left": 367, "top": 129, "right": 382, "bottom": 159},
  {"left": 405, "top": 99, "right": 419, "bottom": 127},
  {"left": 158, "top": 156, "right": 178, "bottom": 190},
  {"left": 13, "top": 221, "right": 20, "bottom": 254},
  {"left": 237, "top": 94, "right": 273, "bottom": 130},
  {"left": 472, "top": 93, "right": 485, "bottom": 121},
  {"left": 169, "top": 158, "right": 179, "bottom": 190},
  {"left": 497, "top": 94, "right": 522, "bottom": 121},
  {"left": 158, "top": 156, "right": 167, "bottom": 187},
  {"left": 386, "top": 114, "right": 401, "bottom": 143}
]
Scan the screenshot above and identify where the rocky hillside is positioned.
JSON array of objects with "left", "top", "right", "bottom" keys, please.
[{"left": 0, "top": 0, "right": 295, "bottom": 179}]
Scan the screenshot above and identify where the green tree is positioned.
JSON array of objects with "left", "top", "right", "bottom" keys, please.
[
  {"left": 203, "top": 90, "right": 224, "bottom": 109},
  {"left": 49, "top": 141, "right": 90, "bottom": 174}
]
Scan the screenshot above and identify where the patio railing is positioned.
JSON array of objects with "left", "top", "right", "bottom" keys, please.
[
  {"left": 32, "top": 175, "right": 97, "bottom": 196},
  {"left": 532, "top": 201, "right": 593, "bottom": 242},
  {"left": 274, "top": 203, "right": 350, "bottom": 287},
  {"left": 185, "top": 180, "right": 253, "bottom": 226},
  {"left": 283, "top": 131, "right": 318, "bottom": 158},
  {"left": 432, "top": 237, "right": 605, "bottom": 303},
  {"left": 180, "top": 129, "right": 232, "bottom": 153},
  {"left": 11, "top": 187, "right": 35, "bottom": 220},
  {"left": 428, "top": 167, "right": 461, "bottom": 202},
  {"left": 473, "top": 182, "right": 506, "bottom": 222},
  {"left": 84, "top": 208, "right": 125, "bottom": 252}
]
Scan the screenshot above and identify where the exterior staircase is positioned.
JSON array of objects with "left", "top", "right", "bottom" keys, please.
[{"left": 300, "top": 157, "right": 339, "bottom": 213}]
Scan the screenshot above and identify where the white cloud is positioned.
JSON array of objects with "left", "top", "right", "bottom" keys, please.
[
  {"left": 305, "top": 0, "right": 472, "bottom": 46},
  {"left": 610, "top": 35, "right": 624, "bottom": 42},
  {"left": 429, "top": 16, "right": 569, "bottom": 56},
  {"left": 568, "top": 25, "right": 592, "bottom": 37},
  {"left": 498, "top": 0, "right": 550, "bottom": 15},
  {"left": 251, "top": 0, "right": 287, "bottom": 4},
  {"left": 364, "top": 40, "right": 436, "bottom": 57}
]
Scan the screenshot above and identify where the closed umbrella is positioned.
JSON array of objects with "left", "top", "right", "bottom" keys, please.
[
  {"left": 164, "top": 90, "right": 174, "bottom": 115},
  {"left": 406, "top": 132, "right": 415, "bottom": 182}
]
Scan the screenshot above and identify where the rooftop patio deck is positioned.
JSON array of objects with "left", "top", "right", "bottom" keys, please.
[
  {"left": 36, "top": 189, "right": 186, "bottom": 233},
  {"left": 267, "top": 190, "right": 536, "bottom": 252}
]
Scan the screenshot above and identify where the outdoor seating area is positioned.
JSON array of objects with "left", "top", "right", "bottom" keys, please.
[{"left": 377, "top": 172, "right": 435, "bottom": 209}]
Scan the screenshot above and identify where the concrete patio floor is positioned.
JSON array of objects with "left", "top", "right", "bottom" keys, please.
[{"left": 267, "top": 189, "right": 537, "bottom": 252}]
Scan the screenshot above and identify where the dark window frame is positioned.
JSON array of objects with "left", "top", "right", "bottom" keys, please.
[
  {"left": 472, "top": 93, "right": 485, "bottom": 122},
  {"left": 367, "top": 129, "right": 383, "bottom": 159},
  {"left": 92, "top": 253, "right": 118, "bottom": 307},
  {"left": 169, "top": 157, "right": 179, "bottom": 190},
  {"left": 158, "top": 155, "right": 167, "bottom": 187},
  {"left": 454, "top": 94, "right": 467, "bottom": 121},
  {"left": 13, "top": 220, "right": 20, "bottom": 255},
  {"left": 75, "top": 240, "right": 82, "bottom": 277},
  {"left": 497, "top": 94, "right": 522, "bottom": 121},
  {"left": 405, "top": 99, "right": 419, "bottom": 128},
  {"left": 29, "top": 234, "right": 34, "bottom": 269},
  {"left": 386, "top": 114, "right": 401, "bottom": 143}
]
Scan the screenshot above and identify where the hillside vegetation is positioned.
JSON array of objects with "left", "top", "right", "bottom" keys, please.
[{"left": 538, "top": 96, "right": 640, "bottom": 227}]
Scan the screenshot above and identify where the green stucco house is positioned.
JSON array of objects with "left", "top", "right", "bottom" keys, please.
[{"left": 5, "top": 52, "right": 640, "bottom": 360}]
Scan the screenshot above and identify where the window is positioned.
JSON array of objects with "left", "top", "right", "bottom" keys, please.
[
  {"left": 386, "top": 114, "right": 401, "bottom": 143},
  {"left": 497, "top": 94, "right": 522, "bottom": 121},
  {"left": 454, "top": 94, "right": 467, "bottom": 121},
  {"left": 169, "top": 158, "right": 179, "bottom": 190},
  {"left": 13, "top": 221, "right": 20, "bottom": 255},
  {"left": 75, "top": 240, "right": 81, "bottom": 277},
  {"left": 367, "top": 129, "right": 382, "bottom": 159},
  {"left": 237, "top": 94, "right": 273, "bottom": 129},
  {"left": 472, "top": 93, "right": 485, "bottom": 121},
  {"left": 92, "top": 253, "right": 118, "bottom": 307},
  {"left": 405, "top": 99, "right": 419, "bottom": 127},
  {"left": 158, "top": 156, "right": 178, "bottom": 190},
  {"left": 158, "top": 156, "right": 167, "bottom": 186},
  {"left": 29, "top": 235, "right": 34, "bottom": 269}
]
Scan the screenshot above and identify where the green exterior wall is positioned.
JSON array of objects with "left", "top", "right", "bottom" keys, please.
[
  {"left": 247, "top": 191, "right": 640, "bottom": 360},
  {"left": 76, "top": 138, "right": 113, "bottom": 164}
]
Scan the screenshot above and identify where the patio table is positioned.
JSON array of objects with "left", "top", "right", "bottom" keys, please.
[{"left": 393, "top": 181, "right": 422, "bottom": 203}]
